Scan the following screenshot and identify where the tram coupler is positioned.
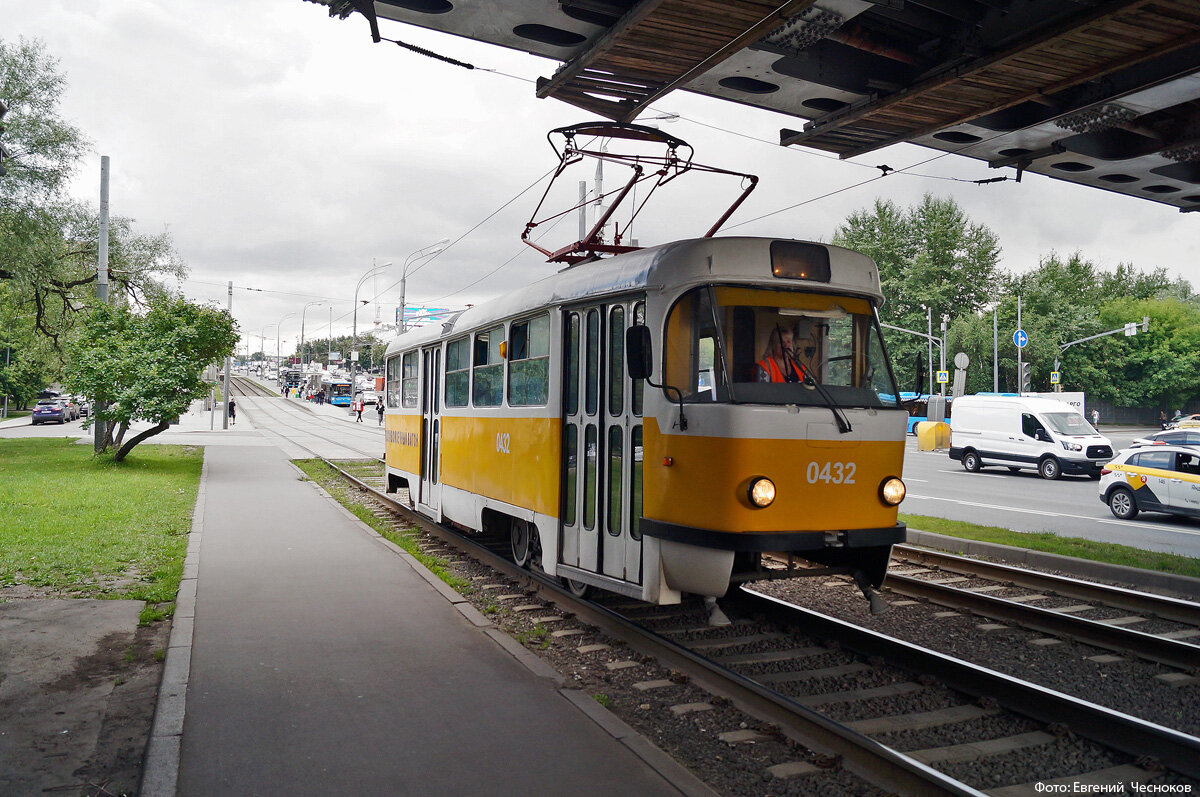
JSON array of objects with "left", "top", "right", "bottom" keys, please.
[
  {"left": 852, "top": 569, "right": 889, "bottom": 615},
  {"left": 703, "top": 595, "right": 731, "bottom": 627}
]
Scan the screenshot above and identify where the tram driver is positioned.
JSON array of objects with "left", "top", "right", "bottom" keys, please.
[{"left": 755, "top": 325, "right": 808, "bottom": 383}]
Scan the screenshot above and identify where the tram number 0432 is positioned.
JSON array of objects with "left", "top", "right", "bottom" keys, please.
[
  {"left": 496, "top": 433, "right": 511, "bottom": 454},
  {"left": 806, "top": 461, "right": 856, "bottom": 484}
]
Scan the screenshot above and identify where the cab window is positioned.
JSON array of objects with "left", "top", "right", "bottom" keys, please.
[
  {"left": 1131, "top": 450, "right": 1173, "bottom": 470},
  {"left": 663, "top": 286, "right": 900, "bottom": 408},
  {"left": 1022, "top": 413, "right": 1049, "bottom": 440},
  {"left": 1174, "top": 451, "right": 1200, "bottom": 476}
]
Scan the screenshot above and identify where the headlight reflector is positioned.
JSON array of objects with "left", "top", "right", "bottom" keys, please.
[
  {"left": 748, "top": 477, "right": 776, "bottom": 508},
  {"left": 880, "top": 477, "right": 906, "bottom": 506}
]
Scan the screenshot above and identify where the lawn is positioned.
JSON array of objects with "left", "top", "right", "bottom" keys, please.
[
  {"left": 901, "top": 512, "right": 1200, "bottom": 580},
  {"left": 0, "top": 438, "right": 202, "bottom": 619}
]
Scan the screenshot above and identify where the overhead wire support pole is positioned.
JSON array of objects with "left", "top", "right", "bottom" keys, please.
[
  {"left": 95, "top": 156, "right": 110, "bottom": 454},
  {"left": 222, "top": 281, "right": 232, "bottom": 429}
]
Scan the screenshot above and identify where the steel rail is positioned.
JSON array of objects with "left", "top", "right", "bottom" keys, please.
[
  {"left": 885, "top": 573, "right": 1200, "bottom": 672},
  {"left": 321, "top": 458, "right": 985, "bottom": 796},
  {"left": 893, "top": 545, "right": 1200, "bottom": 624},
  {"left": 733, "top": 587, "right": 1200, "bottom": 781}
]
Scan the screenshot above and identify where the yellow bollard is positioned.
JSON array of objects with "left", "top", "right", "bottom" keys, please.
[{"left": 916, "top": 421, "right": 952, "bottom": 451}]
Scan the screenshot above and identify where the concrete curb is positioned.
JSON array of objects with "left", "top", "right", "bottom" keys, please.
[
  {"left": 140, "top": 451, "right": 208, "bottom": 796},
  {"left": 905, "top": 529, "right": 1200, "bottom": 599},
  {"left": 300, "top": 463, "right": 717, "bottom": 797}
]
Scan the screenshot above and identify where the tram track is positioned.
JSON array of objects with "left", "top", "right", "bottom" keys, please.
[
  {"left": 880, "top": 547, "right": 1200, "bottom": 672},
  {"left": 226, "top": 375, "right": 385, "bottom": 460},
  {"left": 318, "top": 456, "right": 1200, "bottom": 795}
]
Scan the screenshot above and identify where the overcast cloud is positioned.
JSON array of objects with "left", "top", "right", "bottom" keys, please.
[{"left": 7, "top": 0, "right": 1199, "bottom": 355}]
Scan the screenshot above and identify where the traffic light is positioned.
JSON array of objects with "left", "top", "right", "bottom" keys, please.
[{"left": 1018, "top": 361, "right": 1032, "bottom": 393}]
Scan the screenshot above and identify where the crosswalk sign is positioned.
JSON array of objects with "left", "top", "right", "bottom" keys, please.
[
  {"left": 1051, "top": 371, "right": 1060, "bottom": 384},
  {"left": 936, "top": 370, "right": 949, "bottom": 384}
]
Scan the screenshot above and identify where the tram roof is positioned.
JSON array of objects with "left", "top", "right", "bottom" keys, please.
[
  {"left": 384, "top": 236, "right": 882, "bottom": 354},
  {"left": 311, "top": 0, "right": 1200, "bottom": 212}
]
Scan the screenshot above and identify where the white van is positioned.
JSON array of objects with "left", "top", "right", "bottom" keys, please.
[{"left": 949, "top": 395, "right": 1114, "bottom": 479}]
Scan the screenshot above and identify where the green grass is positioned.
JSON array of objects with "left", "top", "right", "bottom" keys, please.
[
  {"left": 292, "top": 458, "right": 475, "bottom": 595},
  {"left": 2, "top": 410, "right": 31, "bottom": 420},
  {"left": 0, "top": 438, "right": 202, "bottom": 622},
  {"left": 901, "top": 513, "right": 1200, "bottom": 580}
]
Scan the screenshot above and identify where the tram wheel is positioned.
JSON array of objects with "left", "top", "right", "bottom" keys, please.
[
  {"left": 510, "top": 519, "right": 531, "bottom": 568},
  {"left": 564, "top": 578, "right": 591, "bottom": 599}
]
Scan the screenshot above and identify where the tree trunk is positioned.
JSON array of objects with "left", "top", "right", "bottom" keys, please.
[
  {"left": 112, "top": 422, "right": 128, "bottom": 448},
  {"left": 113, "top": 421, "right": 169, "bottom": 462}
]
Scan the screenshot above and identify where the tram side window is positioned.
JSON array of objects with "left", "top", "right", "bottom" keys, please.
[
  {"left": 401, "top": 351, "right": 419, "bottom": 408},
  {"left": 473, "top": 325, "right": 504, "bottom": 407},
  {"left": 386, "top": 355, "right": 403, "bottom": 408},
  {"left": 445, "top": 338, "right": 470, "bottom": 408},
  {"left": 508, "top": 314, "right": 550, "bottom": 406}
]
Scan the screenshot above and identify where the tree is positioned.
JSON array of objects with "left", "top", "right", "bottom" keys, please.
[
  {"left": 0, "top": 36, "right": 89, "bottom": 201},
  {"left": 1, "top": 37, "right": 184, "bottom": 353},
  {"left": 833, "top": 194, "right": 1002, "bottom": 390},
  {"left": 65, "top": 297, "right": 238, "bottom": 461}
]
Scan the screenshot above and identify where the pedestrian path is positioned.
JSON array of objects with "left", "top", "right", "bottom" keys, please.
[{"left": 153, "top": 443, "right": 697, "bottom": 796}]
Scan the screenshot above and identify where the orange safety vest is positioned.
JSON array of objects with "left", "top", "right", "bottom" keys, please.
[{"left": 757, "top": 357, "right": 805, "bottom": 383}]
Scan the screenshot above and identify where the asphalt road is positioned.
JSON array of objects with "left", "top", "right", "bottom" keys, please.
[{"left": 902, "top": 427, "right": 1200, "bottom": 559}]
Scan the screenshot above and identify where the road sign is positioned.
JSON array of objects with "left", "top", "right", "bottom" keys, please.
[
  {"left": 954, "top": 352, "right": 969, "bottom": 369},
  {"left": 936, "top": 370, "right": 949, "bottom": 384},
  {"left": 1050, "top": 371, "right": 1060, "bottom": 384},
  {"left": 1013, "top": 329, "right": 1028, "bottom": 348}
]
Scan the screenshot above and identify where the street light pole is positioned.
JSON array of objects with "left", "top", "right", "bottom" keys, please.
[
  {"left": 276, "top": 312, "right": 297, "bottom": 378},
  {"left": 352, "top": 261, "right": 391, "bottom": 375},
  {"left": 300, "top": 301, "right": 324, "bottom": 372},
  {"left": 399, "top": 239, "right": 449, "bottom": 333}
]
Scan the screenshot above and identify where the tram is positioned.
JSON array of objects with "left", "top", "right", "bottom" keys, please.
[
  {"left": 382, "top": 236, "right": 908, "bottom": 614},
  {"left": 321, "top": 376, "right": 353, "bottom": 407}
]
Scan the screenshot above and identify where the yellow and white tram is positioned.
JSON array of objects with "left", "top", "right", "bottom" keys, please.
[{"left": 383, "top": 236, "right": 907, "bottom": 611}]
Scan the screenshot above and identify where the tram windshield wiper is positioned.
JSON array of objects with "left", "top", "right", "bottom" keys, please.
[{"left": 786, "top": 344, "right": 852, "bottom": 434}]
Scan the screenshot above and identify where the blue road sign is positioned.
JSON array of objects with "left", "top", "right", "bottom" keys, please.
[
  {"left": 1013, "top": 329, "right": 1028, "bottom": 348},
  {"left": 936, "top": 370, "right": 949, "bottom": 384}
]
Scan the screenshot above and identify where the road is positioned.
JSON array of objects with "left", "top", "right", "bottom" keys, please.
[{"left": 902, "top": 428, "right": 1200, "bottom": 559}]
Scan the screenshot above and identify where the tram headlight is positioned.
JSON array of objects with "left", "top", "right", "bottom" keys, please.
[
  {"left": 748, "top": 477, "right": 776, "bottom": 508},
  {"left": 879, "top": 477, "right": 906, "bottom": 506}
]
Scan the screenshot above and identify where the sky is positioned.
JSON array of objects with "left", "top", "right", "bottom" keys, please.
[{"left": 7, "top": 0, "right": 1199, "bottom": 357}]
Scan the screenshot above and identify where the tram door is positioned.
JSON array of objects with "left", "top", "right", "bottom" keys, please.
[
  {"left": 561, "top": 301, "right": 643, "bottom": 584},
  {"left": 418, "top": 345, "right": 442, "bottom": 514}
]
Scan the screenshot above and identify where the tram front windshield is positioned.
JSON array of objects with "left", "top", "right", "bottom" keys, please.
[{"left": 664, "top": 286, "right": 900, "bottom": 408}]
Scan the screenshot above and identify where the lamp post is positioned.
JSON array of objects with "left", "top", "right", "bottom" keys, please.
[
  {"left": 259, "top": 324, "right": 276, "bottom": 376},
  {"left": 398, "top": 239, "right": 449, "bottom": 333},
  {"left": 276, "top": 313, "right": 297, "bottom": 378},
  {"left": 352, "top": 261, "right": 391, "bottom": 375},
  {"left": 300, "top": 301, "right": 324, "bottom": 371}
]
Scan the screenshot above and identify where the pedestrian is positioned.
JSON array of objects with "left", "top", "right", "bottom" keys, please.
[
  {"left": 1160, "top": 410, "right": 1168, "bottom": 430},
  {"left": 1090, "top": 408, "right": 1100, "bottom": 426},
  {"left": 377, "top": 400, "right": 385, "bottom": 426},
  {"left": 354, "top": 393, "right": 364, "bottom": 423},
  {"left": 228, "top": 398, "right": 236, "bottom": 426}
]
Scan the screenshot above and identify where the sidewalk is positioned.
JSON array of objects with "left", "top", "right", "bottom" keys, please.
[{"left": 148, "top": 442, "right": 700, "bottom": 796}]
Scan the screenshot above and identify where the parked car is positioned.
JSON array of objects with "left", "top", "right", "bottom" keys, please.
[
  {"left": 1128, "top": 429, "right": 1200, "bottom": 449},
  {"left": 74, "top": 397, "right": 91, "bottom": 417},
  {"left": 1099, "top": 445, "right": 1200, "bottom": 521},
  {"left": 1169, "top": 413, "right": 1200, "bottom": 430},
  {"left": 60, "top": 396, "right": 79, "bottom": 420},
  {"left": 31, "top": 398, "right": 69, "bottom": 425}
]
